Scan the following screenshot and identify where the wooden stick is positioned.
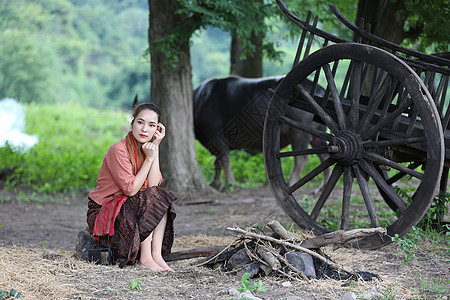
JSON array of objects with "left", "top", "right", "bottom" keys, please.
[
  {"left": 256, "top": 245, "right": 281, "bottom": 271},
  {"left": 227, "top": 227, "right": 356, "bottom": 276},
  {"left": 276, "top": 269, "right": 303, "bottom": 282},
  {"left": 164, "top": 246, "right": 226, "bottom": 262},
  {"left": 243, "top": 241, "right": 268, "bottom": 267},
  {"left": 266, "top": 245, "right": 310, "bottom": 282},
  {"left": 243, "top": 241, "right": 273, "bottom": 276},
  {"left": 267, "top": 220, "right": 293, "bottom": 240},
  {"left": 194, "top": 245, "right": 236, "bottom": 267},
  {"left": 300, "top": 227, "right": 386, "bottom": 249}
]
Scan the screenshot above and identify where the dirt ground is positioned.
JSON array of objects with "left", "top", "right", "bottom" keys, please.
[{"left": 0, "top": 186, "right": 449, "bottom": 299}]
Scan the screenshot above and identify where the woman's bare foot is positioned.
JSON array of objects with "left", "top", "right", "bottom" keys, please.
[
  {"left": 162, "top": 264, "right": 175, "bottom": 272},
  {"left": 140, "top": 257, "right": 165, "bottom": 272},
  {"left": 153, "top": 255, "right": 175, "bottom": 272}
]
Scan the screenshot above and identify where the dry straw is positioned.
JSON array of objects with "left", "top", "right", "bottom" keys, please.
[
  {"left": 0, "top": 235, "right": 430, "bottom": 299},
  {"left": 0, "top": 246, "right": 84, "bottom": 299}
]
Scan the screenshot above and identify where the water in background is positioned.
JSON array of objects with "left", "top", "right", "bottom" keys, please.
[{"left": 0, "top": 98, "right": 38, "bottom": 151}]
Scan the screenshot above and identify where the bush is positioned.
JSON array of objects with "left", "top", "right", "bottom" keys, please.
[{"left": 3, "top": 103, "right": 128, "bottom": 193}]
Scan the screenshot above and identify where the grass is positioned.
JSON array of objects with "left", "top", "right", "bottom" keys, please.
[
  {"left": 1, "top": 102, "right": 128, "bottom": 194},
  {"left": 390, "top": 226, "right": 450, "bottom": 299}
]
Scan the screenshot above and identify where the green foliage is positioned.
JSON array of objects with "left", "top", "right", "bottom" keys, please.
[
  {"left": 392, "top": 225, "right": 450, "bottom": 262},
  {"left": 195, "top": 142, "right": 324, "bottom": 190},
  {"left": 194, "top": 145, "right": 269, "bottom": 189},
  {"left": 280, "top": 0, "right": 358, "bottom": 41},
  {"left": 0, "top": 0, "right": 150, "bottom": 107},
  {"left": 2, "top": 103, "right": 127, "bottom": 194},
  {"left": 402, "top": 0, "right": 450, "bottom": 52},
  {"left": 238, "top": 272, "right": 267, "bottom": 295},
  {"left": 0, "top": 289, "right": 22, "bottom": 299},
  {"left": 40, "top": 240, "right": 48, "bottom": 251},
  {"left": 0, "top": 0, "right": 447, "bottom": 109},
  {"left": 0, "top": 143, "right": 24, "bottom": 171},
  {"left": 191, "top": 28, "right": 231, "bottom": 86},
  {"left": 418, "top": 192, "right": 450, "bottom": 230},
  {"left": 395, "top": 187, "right": 450, "bottom": 232},
  {"left": 390, "top": 225, "right": 449, "bottom": 298},
  {"left": 0, "top": 0, "right": 55, "bottom": 103},
  {"left": 128, "top": 279, "right": 144, "bottom": 291},
  {"left": 231, "top": 151, "right": 267, "bottom": 188},
  {"left": 391, "top": 229, "right": 420, "bottom": 262},
  {"left": 195, "top": 141, "right": 215, "bottom": 184},
  {"left": 381, "top": 285, "right": 400, "bottom": 300}
]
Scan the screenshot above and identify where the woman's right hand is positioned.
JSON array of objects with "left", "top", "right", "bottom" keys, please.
[{"left": 142, "top": 141, "right": 157, "bottom": 161}]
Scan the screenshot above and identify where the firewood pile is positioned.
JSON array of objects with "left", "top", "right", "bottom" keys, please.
[{"left": 195, "top": 220, "right": 385, "bottom": 282}]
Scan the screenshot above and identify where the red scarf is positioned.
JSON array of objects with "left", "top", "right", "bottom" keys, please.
[{"left": 93, "top": 132, "right": 148, "bottom": 238}]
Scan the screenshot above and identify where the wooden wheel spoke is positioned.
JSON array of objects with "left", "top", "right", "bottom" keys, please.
[
  {"left": 340, "top": 166, "right": 353, "bottom": 230},
  {"left": 287, "top": 157, "right": 335, "bottom": 194},
  {"left": 323, "top": 64, "right": 347, "bottom": 130},
  {"left": 358, "top": 74, "right": 392, "bottom": 133},
  {"left": 362, "top": 97, "right": 413, "bottom": 140},
  {"left": 358, "top": 159, "right": 407, "bottom": 212},
  {"left": 349, "top": 60, "right": 362, "bottom": 129},
  {"left": 310, "top": 164, "right": 343, "bottom": 221},
  {"left": 363, "top": 136, "right": 425, "bottom": 148},
  {"left": 279, "top": 115, "right": 334, "bottom": 142},
  {"left": 386, "top": 161, "right": 423, "bottom": 185},
  {"left": 363, "top": 151, "right": 424, "bottom": 180},
  {"left": 352, "top": 165, "right": 380, "bottom": 227},
  {"left": 297, "top": 86, "right": 340, "bottom": 133},
  {"left": 277, "top": 146, "right": 329, "bottom": 158}
]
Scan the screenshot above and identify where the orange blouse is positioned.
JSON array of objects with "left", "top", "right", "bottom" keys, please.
[{"left": 89, "top": 139, "right": 161, "bottom": 206}]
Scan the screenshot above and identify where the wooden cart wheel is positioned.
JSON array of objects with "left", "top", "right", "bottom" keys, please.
[{"left": 263, "top": 43, "right": 444, "bottom": 249}]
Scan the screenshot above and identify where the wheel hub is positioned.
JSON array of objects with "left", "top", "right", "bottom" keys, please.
[{"left": 328, "top": 130, "right": 363, "bottom": 165}]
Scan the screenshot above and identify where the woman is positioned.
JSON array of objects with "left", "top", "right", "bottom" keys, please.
[{"left": 87, "top": 103, "right": 176, "bottom": 271}]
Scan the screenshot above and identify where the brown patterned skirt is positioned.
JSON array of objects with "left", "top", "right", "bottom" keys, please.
[{"left": 87, "top": 186, "right": 176, "bottom": 268}]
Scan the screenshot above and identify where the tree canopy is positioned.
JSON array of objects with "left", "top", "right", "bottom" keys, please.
[
  {"left": 0, "top": 0, "right": 447, "bottom": 107},
  {"left": 0, "top": 0, "right": 150, "bottom": 106}
]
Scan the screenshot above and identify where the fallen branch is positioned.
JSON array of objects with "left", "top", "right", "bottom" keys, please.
[
  {"left": 266, "top": 245, "right": 310, "bottom": 282},
  {"left": 255, "top": 245, "right": 281, "bottom": 271},
  {"left": 267, "top": 220, "right": 293, "bottom": 240},
  {"left": 195, "top": 240, "right": 244, "bottom": 267},
  {"left": 300, "top": 227, "right": 387, "bottom": 249},
  {"left": 164, "top": 246, "right": 226, "bottom": 262}
]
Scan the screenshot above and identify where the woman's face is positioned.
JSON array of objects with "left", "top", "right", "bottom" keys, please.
[{"left": 131, "top": 109, "right": 159, "bottom": 144}]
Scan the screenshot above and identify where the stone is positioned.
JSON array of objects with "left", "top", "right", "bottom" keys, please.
[
  {"left": 283, "top": 297, "right": 306, "bottom": 300},
  {"left": 236, "top": 262, "right": 262, "bottom": 279},
  {"left": 337, "top": 291, "right": 356, "bottom": 300},
  {"left": 285, "top": 251, "right": 316, "bottom": 279},
  {"left": 227, "top": 248, "right": 252, "bottom": 271}
]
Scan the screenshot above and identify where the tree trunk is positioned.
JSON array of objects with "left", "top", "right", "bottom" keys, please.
[
  {"left": 230, "top": 33, "right": 263, "bottom": 78},
  {"left": 355, "top": 0, "right": 408, "bottom": 96},
  {"left": 229, "top": 0, "right": 263, "bottom": 78},
  {"left": 149, "top": 0, "right": 206, "bottom": 192},
  {"left": 355, "top": 0, "right": 407, "bottom": 45}
]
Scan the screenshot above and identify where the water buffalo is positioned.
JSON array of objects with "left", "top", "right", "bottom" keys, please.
[{"left": 193, "top": 75, "right": 330, "bottom": 191}]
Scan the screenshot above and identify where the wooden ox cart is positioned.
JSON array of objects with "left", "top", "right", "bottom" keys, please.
[{"left": 263, "top": 0, "right": 449, "bottom": 249}]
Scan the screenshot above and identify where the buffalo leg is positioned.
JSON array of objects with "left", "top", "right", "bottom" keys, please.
[
  {"left": 220, "top": 152, "right": 235, "bottom": 191},
  {"left": 212, "top": 153, "right": 235, "bottom": 191},
  {"left": 210, "top": 158, "right": 223, "bottom": 190}
]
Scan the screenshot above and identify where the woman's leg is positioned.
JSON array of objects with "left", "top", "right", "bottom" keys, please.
[
  {"left": 139, "top": 232, "right": 164, "bottom": 271},
  {"left": 151, "top": 211, "right": 174, "bottom": 271}
]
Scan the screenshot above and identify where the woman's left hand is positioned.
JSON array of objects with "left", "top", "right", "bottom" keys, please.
[{"left": 152, "top": 122, "right": 165, "bottom": 146}]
